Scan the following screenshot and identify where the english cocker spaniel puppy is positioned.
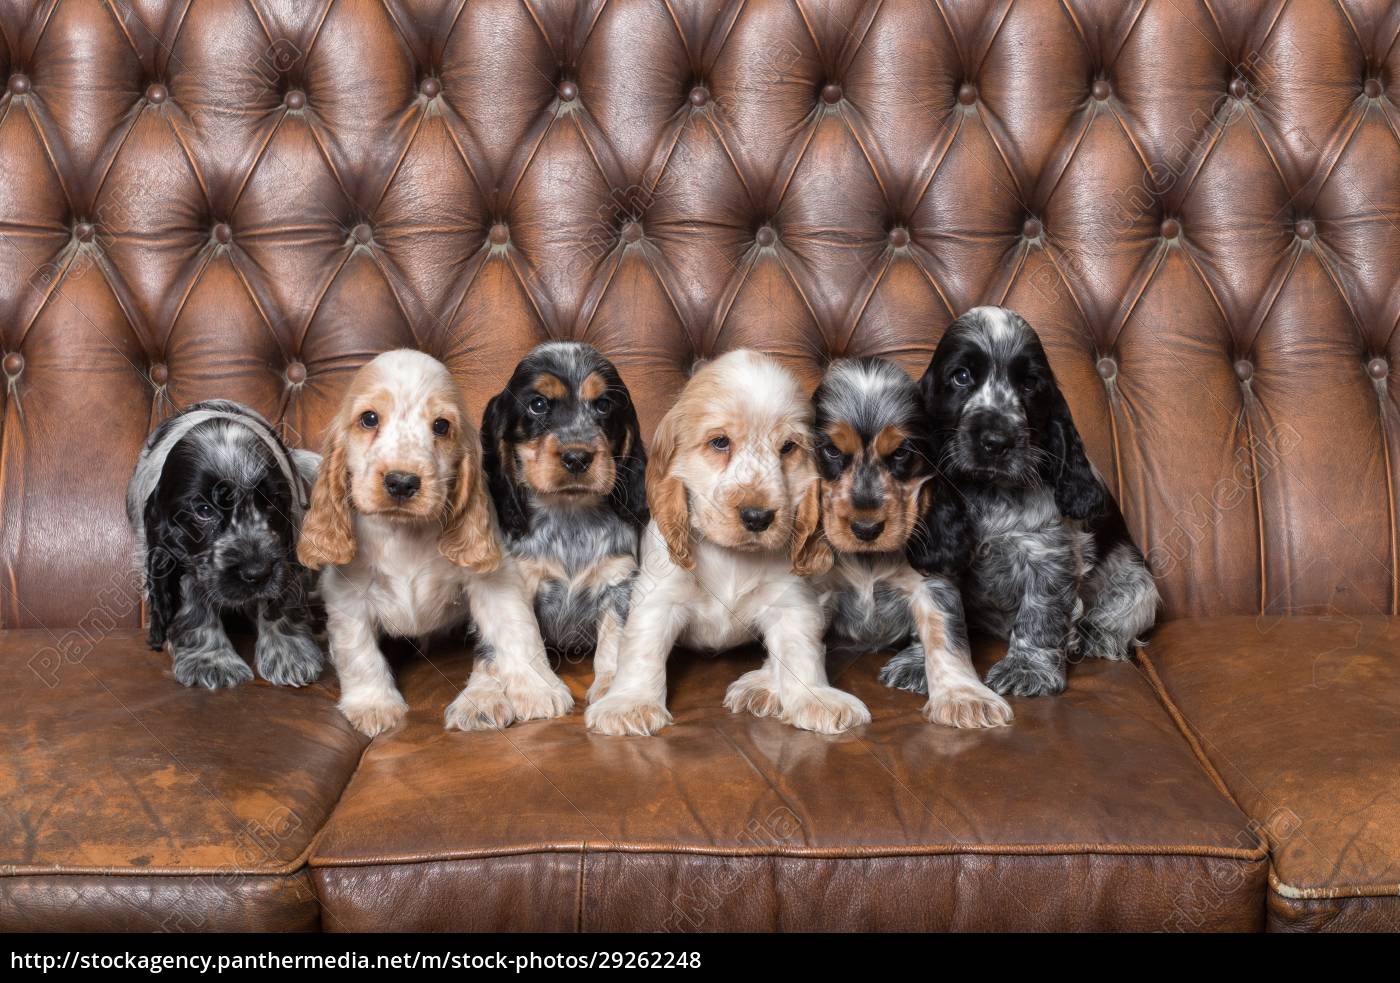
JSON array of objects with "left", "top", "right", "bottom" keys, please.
[
  {"left": 883, "top": 306, "right": 1158, "bottom": 698},
  {"left": 585, "top": 349, "right": 869, "bottom": 737},
  {"left": 812, "top": 358, "right": 1012, "bottom": 727},
  {"left": 127, "top": 400, "right": 323, "bottom": 689},
  {"left": 480, "top": 342, "right": 647, "bottom": 702},
  {"left": 297, "top": 349, "right": 571, "bottom": 737}
]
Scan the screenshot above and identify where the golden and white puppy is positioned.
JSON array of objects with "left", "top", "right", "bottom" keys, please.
[
  {"left": 297, "top": 349, "right": 571, "bottom": 737},
  {"left": 585, "top": 349, "right": 870, "bottom": 737}
]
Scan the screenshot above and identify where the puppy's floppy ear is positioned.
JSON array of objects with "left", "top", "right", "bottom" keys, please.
[
  {"left": 479, "top": 391, "right": 531, "bottom": 540},
  {"left": 142, "top": 498, "right": 182, "bottom": 650},
  {"left": 609, "top": 394, "right": 649, "bottom": 527},
  {"left": 906, "top": 474, "right": 974, "bottom": 576},
  {"left": 439, "top": 426, "right": 503, "bottom": 572},
  {"left": 644, "top": 408, "right": 693, "bottom": 570},
  {"left": 789, "top": 470, "right": 832, "bottom": 577},
  {"left": 297, "top": 424, "right": 356, "bottom": 569},
  {"left": 1043, "top": 384, "right": 1105, "bottom": 520}
]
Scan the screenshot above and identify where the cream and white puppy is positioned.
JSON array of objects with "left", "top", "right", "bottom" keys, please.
[
  {"left": 298, "top": 349, "right": 571, "bottom": 737},
  {"left": 586, "top": 350, "right": 870, "bottom": 737}
]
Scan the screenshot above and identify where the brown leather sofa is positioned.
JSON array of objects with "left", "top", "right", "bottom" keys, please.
[{"left": 1, "top": 0, "right": 1395, "bottom": 933}]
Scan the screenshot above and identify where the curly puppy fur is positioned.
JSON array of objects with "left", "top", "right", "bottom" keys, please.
[
  {"left": 481, "top": 342, "right": 647, "bottom": 701},
  {"left": 884, "top": 307, "right": 1158, "bottom": 698},
  {"left": 812, "top": 359, "right": 1011, "bottom": 727}
]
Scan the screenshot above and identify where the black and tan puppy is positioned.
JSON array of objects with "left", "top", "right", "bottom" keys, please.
[
  {"left": 812, "top": 358, "right": 1012, "bottom": 727},
  {"left": 481, "top": 342, "right": 647, "bottom": 700}
]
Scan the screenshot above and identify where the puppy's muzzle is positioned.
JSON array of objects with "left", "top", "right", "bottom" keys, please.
[
  {"left": 383, "top": 470, "right": 421, "bottom": 502},
  {"left": 850, "top": 519, "right": 885, "bottom": 542},
  {"left": 560, "top": 447, "right": 594, "bottom": 475},
  {"left": 237, "top": 556, "right": 273, "bottom": 587},
  {"left": 739, "top": 506, "right": 775, "bottom": 532}
]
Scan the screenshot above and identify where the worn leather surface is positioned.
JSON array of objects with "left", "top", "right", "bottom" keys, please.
[
  {"left": 311, "top": 643, "right": 1267, "bottom": 931},
  {"left": 1142, "top": 617, "right": 1400, "bottom": 933},
  {"left": 0, "top": 630, "right": 365, "bottom": 931}
]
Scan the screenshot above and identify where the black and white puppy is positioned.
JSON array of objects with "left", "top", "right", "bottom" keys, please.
[
  {"left": 884, "top": 306, "right": 1158, "bottom": 698},
  {"left": 813, "top": 359, "right": 1011, "bottom": 727},
  {"left": 480, "top": 342, "right": 647, "bottom": 701},
  {"left": 127, "top": 400, "right": 324, "bottom": 689}
]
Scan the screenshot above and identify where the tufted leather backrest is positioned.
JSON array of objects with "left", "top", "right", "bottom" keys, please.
[{"left": 0, "top": 0, "right": 1396, "bottom": 631}]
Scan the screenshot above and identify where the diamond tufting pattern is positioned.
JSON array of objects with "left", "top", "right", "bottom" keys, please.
[{"left": 0, "top": 0, "right": 1396, "bottom": 631}]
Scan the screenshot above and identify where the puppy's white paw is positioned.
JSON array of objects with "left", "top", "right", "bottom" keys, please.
[
  {"left": 444, "top": 687, "right": 515, "bottom": 731},
  {"left": 501, "top": 671, "right": 573, "bottom": 723},
  {"left": 586, "top": 672, "right": 614, "bottom": 704},
  {"left": 339, "top": 693, "right": 408, "bottom": 738},
  {"left": 585, "top": 694, "right": 672, "bottom": 737},
  {"left": 782, "top": 686, "right": 870, "bottom": 735},
  {"left": 724, "top": 670, "right": 781, "bottom": 718},
  {"left": 923, "top": 682, "right": 1013, "bottom": 729}
]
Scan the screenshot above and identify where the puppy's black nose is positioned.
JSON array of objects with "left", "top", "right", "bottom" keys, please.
[
  {"left": 978, "top": 430, "right": 1014, "bottom": 456},
  {"left": 739, "top": 506, "right": 775, "bottom": 532},
  {"left": 238, "top": 558, "right": 272, "bottom": 585},
  {"left": 851, "top": 519, "right": 885, "bottom": 542},
  {"left": 560, "top": 448, "right": 594, "bottom": 474},
  {"left": 384, "top": 470, "right": 421, "bottom": 501}
]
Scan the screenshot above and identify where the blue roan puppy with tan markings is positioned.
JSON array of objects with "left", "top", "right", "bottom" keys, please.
[
  {"left": 812, "top": 359, "right": 1012, "bottom": 727},
  {"left": 480, "top": 342, "right": 648, "bottom": 701},
  {"left": 883, "top": 306, "right": 1159, "bottom": 698}
]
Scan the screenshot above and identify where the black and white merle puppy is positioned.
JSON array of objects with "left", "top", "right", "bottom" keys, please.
[
  {"left": 127, "top": 400, "right": 324, "bottom": 689},
  {"left": 480, "top": 342, "right": 647, "bottom": 702},
  {"left": 813, "top": 359, "right": 1012, "bottom": 727},
  {"left": 884, "top": 306, "right": 1158, "bottom": 698}
]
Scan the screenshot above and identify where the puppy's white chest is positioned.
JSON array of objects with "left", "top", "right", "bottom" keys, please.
[{"left": 350, "top": 524, "right": 467, "bottom": 638}]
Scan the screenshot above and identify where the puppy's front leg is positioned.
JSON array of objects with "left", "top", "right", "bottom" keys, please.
[
  {"left": 586, "top": 557, "right": 638, "bottom": 703},
  {"left": 741, "top": 584, "right": 869, "bottom": 735},
  {"left": 454, "top": 563, "right": 571, "bottom": 728},
  {"left": 167, "top": 579, "right": 252, "bottom": 689},
  {"left": 907, "top": 575, "right": 1011, "bottom": 728},
  {"left": 325, "top": 600, "right": 407, "bottom": 737},
  {"left": 585, "top": 585, "right": 681, "bottom": 736},
  {"left": 985, "top": 562, "right": 1075, "bottom": 697},
  {"left": 255, "top": 582, "right": 324, "bottom": 687}
]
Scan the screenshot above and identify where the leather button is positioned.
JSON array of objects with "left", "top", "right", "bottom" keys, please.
[
  {"left": 821, "top": 83, "right": 842, "bottom": 104},
  {"left": 1364, "top": 78, "right": 1382, "bottom": 99},
  {"left": 285, "top": 361, "right": 307, "bottom": 385},
  {"left": 1091, "top": 80, "right": 1111, "bottom": 101},
  {"left": 284, "top": 89, "right": 306, "bottom": 109},
  {"left": 1161, "top": 218, "right": 1181, "bottom": 239},
  {"left": 212, "top": 223, "right": 232, "bottom": 244},
  {"left": 689, "top": 85, "right": 709, "bottom": 107},
  {"left": 1096, "top": 357, "right": 1117, "bottom": 380},
  {"left": 755, "top": 226, "right": 776, "bottom": 247},
  {"left": 3, "top": 353, "right": 24, "bottom": 376},
  {"left": 558, "top": 80, "right": 577, "bottom": 102},
  {"left": 74, "top": 223, "right": 95, "bottom": 243},
  {"left": 146, "top": 83, "right": 168, "bottom": 104},
  {"left": 958, "top": 83, "right": 978, "bottom": 105},
  {"left": 420, "top": 77, "right": 441, "bottom": 98},
  {"left": 8, "top": 74, "right": 30, "bottom": 95},
  {"left": 888, "top": 227, "right": 909, "bottom": 248},
  {"left": 352, "top": 223, "right": 373, "bottom": 244},
  {"left": 1234, "top": 359, "right": 1253, "bottom": 381},
  {"left": 621, "top": 221, "right": 643, "bottom": 243},
  {"left": 149, "top": 362, "right": 169, "bottom": 385},
  {"left": 1367, "top": 357, "right": 1388, "bottom": 379},
  {"left": 488, "top": 222, "right": 509, "bottom": 245},
  {"left": 1022, "top": 218, "right": 1043, "bottom": 239},
  {"left": 1295, "top": 219, "right": 1315, "bottom": 240},
  {"left": 1229, "top": 78, "right": 1248, "bottom": 99}
]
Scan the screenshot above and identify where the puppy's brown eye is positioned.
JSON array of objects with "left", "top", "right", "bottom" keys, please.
[
  {"left": 527, "top": 396, "right": 549, "bottom": 416},
  {"left": 593, "top": 396, "right": 613, "bottom": 415},
  {"left": 890, "top": 445, "right": 911, "bottom": 464},
  {"left": 709, "top": 435, "right": 730, "bottom": 451},
  {"left": 432, "top": 418, "right": 450, "bottom": 437},
  {"left": 360, "top": 411, "right": 379, "bottom": 429},
  {"left": 821, "top": 444, "right": 843, "bottom": 461},
  {"left": 193, "top": 502, "right": 216, "bottom": 521},
  {"left": 950, "top": 368, "right": 973, "bottom": 388},
  {"left": 780, "top": 440, "right": 797, "bottom": 455}
]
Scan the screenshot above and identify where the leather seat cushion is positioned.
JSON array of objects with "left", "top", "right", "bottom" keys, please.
[
  {"left": 310, "top": 641, "right": 1267, "bottom": 931},
  {"left": 1141, "top": 617, "right": 1400, "bottom": 932},
  {"left": 0, "top": 631, "right": 366, "bottom": 931}
]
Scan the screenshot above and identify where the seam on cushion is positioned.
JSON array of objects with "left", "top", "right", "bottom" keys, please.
[
  {"left": 1269, "top": 868, "right": 1400, "bottom": 901},
  {"left": 1137, "top": 649, "right": 1241, "bottom": 807},
  {"left": 308, "top": 840, "right": 1268, "bottom": 869},
  {"left": 575, "top": 847, "right": 586, "bottom": 933}
]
